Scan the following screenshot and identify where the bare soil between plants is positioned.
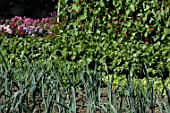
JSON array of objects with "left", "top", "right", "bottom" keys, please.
[{"left": 0, "top": 87, "right": 166, "bottom": 113}]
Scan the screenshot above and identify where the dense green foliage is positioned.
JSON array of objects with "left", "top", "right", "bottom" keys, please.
[
  {"left": 0, "top": 0, "right": 170, "bottom": 112},
  {"left": 0, "top": 56, "right": 170, "bottom": 112},
  {"left": 1, "top": 0, "right": 169, "bottom": 78},
  {"left": 0, "top": 34, "right": 169, "bottom": 79}
]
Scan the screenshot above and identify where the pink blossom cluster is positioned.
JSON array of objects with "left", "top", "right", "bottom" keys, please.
[{"left": 0, "top": 15, "right": 57, "bottom": 37}]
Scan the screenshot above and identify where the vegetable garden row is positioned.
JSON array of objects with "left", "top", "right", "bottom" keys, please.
[{"left": 0, "top": 0, "right": 170, "bottom": 112}]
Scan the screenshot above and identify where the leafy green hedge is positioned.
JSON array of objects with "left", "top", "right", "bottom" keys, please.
[
  {"left": 0, "top": 0, "right": 170, "bottom": 79},
  {"left": 58, "top": 0, "right": 170, "bottom": 44},
  {"left": 0, "top": 35, "right": 169, "bottom": 79}
]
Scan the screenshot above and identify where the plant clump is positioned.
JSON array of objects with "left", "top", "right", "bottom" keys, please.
[{"left": 0, "top": 11, "right": 58, "bottom": 37}]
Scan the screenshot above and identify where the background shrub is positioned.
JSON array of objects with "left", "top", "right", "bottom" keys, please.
[{"left": 0, "top": 0, "right": 169, "bottom": 78}]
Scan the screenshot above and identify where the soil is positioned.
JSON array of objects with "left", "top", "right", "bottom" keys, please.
[{"left": 0, "top": 87, "right": 167, "bottom": 113}]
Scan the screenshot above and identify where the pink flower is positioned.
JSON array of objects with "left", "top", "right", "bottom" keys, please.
[
  {"left": 14, "top": 16, "right": 22, "bottom": 20},
  {"left": 31, "top": 34, "right": 35, "bottom": 37},
  {"left": 20, "top": 26, "right": 24, "bottom": 30},
  {"left": 39, "top": 28, "right": 43, "bottom": 34},
  {"left": 45, "top": 17, "right": 50, "bottom": 22},
  {"left": 11, "top": 18, "right": 16, "bottom": 21},
  {"left": 0, "top": 25, "right": 5, "bottom": 31},
  {"left": 34, "top": 19, "right": 40, "bottom": 23},
  {"left": 18, "top": 18, "right": 23, "bottom": 23},
  {"left": 41, "top": 18, "right": 45, "bottom": 22},
  {"left": 20, "top": 31, "right": 25, "bottom": 35},
  {"left": 24, "top": 18, "right": 32, "bottom": 23},
  {"left": 29, "top": 26, "right": 35, "bottom": 30},
  {"left": 49, "top": 25, "right": 54, "bottom": 29},
  {"left": 6, "top": 27, "right": 13, "bottom": 34},
  {"left": 28, "top": 31, "right": 32, "bottom": 34},
  {"left": 10, "top": 23, "right": 16, "bottom": 29},
  {"left": 5, "top": 19, "right": 10, "bottom": 23},
  {"left": 51, "top": 11, "right": 57, "bottom": 17},
  {"left": 43, "top": 23, "right": 47, "bottom": 27}
]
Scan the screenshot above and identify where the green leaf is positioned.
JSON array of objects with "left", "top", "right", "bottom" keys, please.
[
  {"left": 144, "top": 32, "right": 148, "bottom": 37},
  {"left": 112, "top": 1, "right": 116, "bottom": 6},
  {"left": 142, "top": 15, "right": 147, "bottom": 22},
  {"left": 99, "top": 1, "right": 105, "bottom": 7},
  {"left": 164, "top": 28, "right": 170, "bottom": 34},
  {"left": 155, "top": 41, "right": 161, "bottom": 46},
  {"left": 126, "top": 9, "right": 131, "bottom": 16},
  {"left": 137, "top": 13, "right": 143, "bottom": 16},
  {"left": 125, "top": 20, "right": 132, "bottom": 27},
  {"left": 19, "top": 104, "right": 32, "bottom": 113},
  {"left": 72, "top": 4, "right": 78, "bottom": 12},
  {"left": 87, "top": 58, "right": 92, "bottom": 64},
  {"left": 168, "top": 36, "right": 170, "bottom": 40},
  {"left": 130, "top": 4, "right": 135, "bottom": 12},
  {"left": 161, "top": 34, "right": 166, "bottom": 40},
  {"left": 93, "top": 9, "right": 100, "bottom": 14},
  {"left": 144, "top": 4, "right": 150, "bottom": 11},
  {"left": 78, "top": 13, "right": 87, "bottom": 21}
]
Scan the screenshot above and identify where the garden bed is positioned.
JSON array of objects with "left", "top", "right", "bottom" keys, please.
[{"left": 0, "top": 0, "right": 170, "bottom": 112}]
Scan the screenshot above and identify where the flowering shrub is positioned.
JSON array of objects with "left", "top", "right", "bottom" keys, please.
[{"left": 0, "top": 12, "right": 58, "bottom": 37}]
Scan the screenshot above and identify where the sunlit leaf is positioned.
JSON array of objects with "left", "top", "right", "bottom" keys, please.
[{"left": 164, "top": 28, "right": 170, "bottom": 34}]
